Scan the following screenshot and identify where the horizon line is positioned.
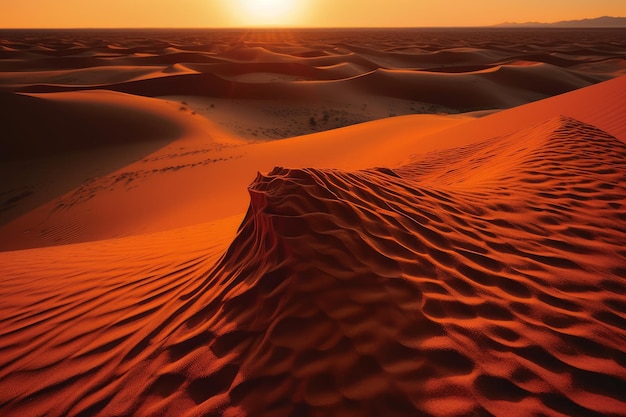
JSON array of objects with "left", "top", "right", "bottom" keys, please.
[
  {"left": 2, "top": 24, "right": 625, "bottom": 31},
  {"left": 1, "top": 15, "right": 624, "bottom": 31}
]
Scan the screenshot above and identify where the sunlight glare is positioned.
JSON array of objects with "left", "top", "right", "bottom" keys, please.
[{"left": 233, "top": 0, "right": 304, "bottom": 26}]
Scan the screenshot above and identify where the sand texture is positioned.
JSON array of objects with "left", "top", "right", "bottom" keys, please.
[{"left": 1, "top": 29, "right": 625, "bottom": 416}]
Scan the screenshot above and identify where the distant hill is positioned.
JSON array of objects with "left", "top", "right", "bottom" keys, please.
[{"left": 495, "top": 16, "right": 626, "bottom": 28}]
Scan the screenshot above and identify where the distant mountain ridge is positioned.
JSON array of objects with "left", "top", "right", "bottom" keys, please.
[{"left": 495, "top": 16, "right": 626, "bottom": 28}]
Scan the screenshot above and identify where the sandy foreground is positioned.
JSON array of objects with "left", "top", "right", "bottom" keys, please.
[{"left": 0, "top": 29, "right": 625, "bottom": 416}]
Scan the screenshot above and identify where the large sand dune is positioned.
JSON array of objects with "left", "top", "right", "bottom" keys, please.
[
  {"left": 1, "top": 29, "right": 625, "bottom": 416},
  {"left": 2, "top": 73, "right": 624, "bottom": 251}
]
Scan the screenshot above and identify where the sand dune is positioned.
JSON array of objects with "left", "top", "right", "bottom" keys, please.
[
  {"left": 1, "top": 29, "right": 626, "bottom": 417},
  {"left": 0, "top": 88, "right": 232, "bottom": 231},
  {"left": 1, "top": 90, "right": 185, "bottom": 159},
  {"left": 211, "top": 117, "right": 626, "bottom": 415},
  {"left": 0, "top": 64, "right": 197, "bottom": 87},
  {"left": 2, "top": 74, "right": 624, "bottom": 251},
  {"left": 1, "top": 101, "right": 625, "bottom": 416},
  {"left": 0, "top": 110, "right": 467, "bottom": 250}
]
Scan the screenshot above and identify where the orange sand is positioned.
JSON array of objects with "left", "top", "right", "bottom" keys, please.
[{"left": 0, "top": 29, "right": 625, "bottom": 416}]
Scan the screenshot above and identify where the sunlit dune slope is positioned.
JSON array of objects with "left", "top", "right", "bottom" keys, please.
[
  {"left": 0, "top": 110, "right": 466, "bottom": 251},
  {"left": 0, "top": 216, "right": 242, "bottom": 416},
  {"left": 1, "top": 75, "right": 624, "bottom": 251},
  {"left": 195, "top": 116, "right": 625, "bottom": 416},
  {"left": 1, "top": 88, "right": 625, "bottom": 415}
]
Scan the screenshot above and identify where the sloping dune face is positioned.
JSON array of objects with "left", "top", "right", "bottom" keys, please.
[
  {"left": 4, "top": 116, "right": 624, "bottom": 416},
  {"left": 196, "top": 117, "right": 626, "bottom": 416}
]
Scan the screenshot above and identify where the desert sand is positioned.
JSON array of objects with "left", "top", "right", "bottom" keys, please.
[{"left": 0, "top": 28, "right": 625, "bottom": 416}]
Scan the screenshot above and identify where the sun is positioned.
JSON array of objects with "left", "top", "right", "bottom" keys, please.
[{"left": 233, "top": 0, "right": 304, "bottom": 26}]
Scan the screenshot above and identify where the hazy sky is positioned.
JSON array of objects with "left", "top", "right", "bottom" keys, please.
[{"left": 2, "top": 0, "right": 625, "bottom": 28}]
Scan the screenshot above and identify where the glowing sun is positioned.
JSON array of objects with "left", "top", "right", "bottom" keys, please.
[{"left": 234, "top": 0, "right": 304, "bottom": 26}]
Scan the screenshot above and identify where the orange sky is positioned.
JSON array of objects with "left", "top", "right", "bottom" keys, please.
[{"left": 1, "top": 0, "right": 625, "bottom": 28}]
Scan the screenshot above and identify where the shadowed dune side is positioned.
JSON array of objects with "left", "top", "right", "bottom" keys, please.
[
  {"left": 0, "top": 91, "right": 183, "bottom": 159},
  {"left": 1, "top": 116, "right": 624, "bottom": 416},
  {"left": 0, "top": 89, "right": 222, "bottom": 228}
]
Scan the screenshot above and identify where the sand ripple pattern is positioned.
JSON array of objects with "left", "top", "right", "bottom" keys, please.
[
  {"left": 190, "top": 116, "right": 625, "bottom": 416},
  {"left": 1, "top": 116, "right": 625, "bottom": 416}
]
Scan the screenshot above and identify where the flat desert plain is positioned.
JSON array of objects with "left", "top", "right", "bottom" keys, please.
[{"left": 0, "top": 28, "right": 625, "bottom": 416}]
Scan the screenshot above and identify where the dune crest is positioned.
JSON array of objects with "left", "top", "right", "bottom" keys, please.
[
  {"left": 1, "top": 114, "right": 624, "bottom": 416},
  {"left": 199, "top": 116, "right": 625, "bottom": 416}
]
